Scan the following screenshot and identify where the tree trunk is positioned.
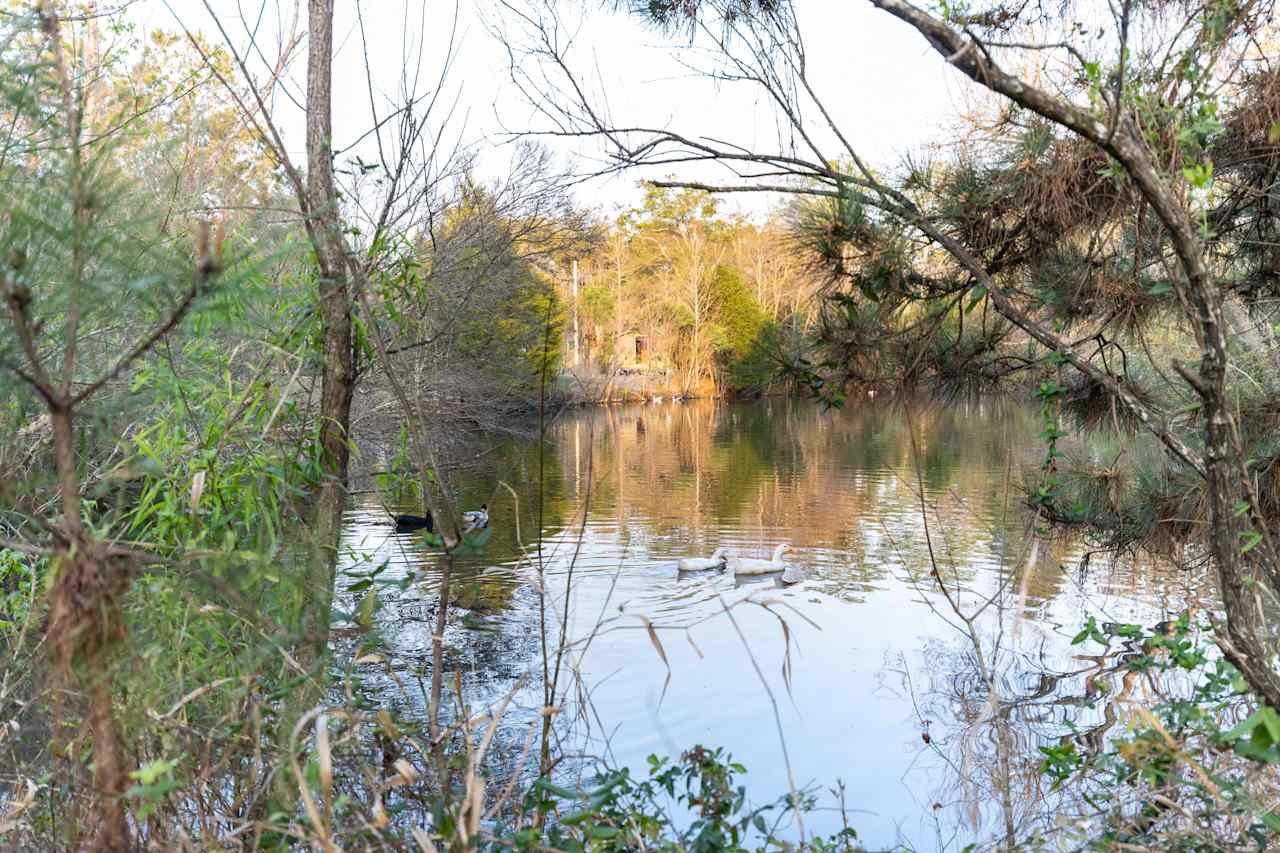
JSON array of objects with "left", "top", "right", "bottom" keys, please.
[
  {"left": 307, "top": 0, "right": 354, "bottom": 532},
  {"left": 47, "top": 403, "right": 130, "bottom": 851},
  {"left": 264, "top": 0, "right": 355, "bottom": 818},
  {"left": 87, "top": 671, "right": 128, "bottom": 852}
]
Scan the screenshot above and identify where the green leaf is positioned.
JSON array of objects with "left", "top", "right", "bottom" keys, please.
[
  {"left": 1260, "top": 708, "right": 1280, "bottom": 744},
  {"left": 126, "top": 779, "right": 181, "bottom": 800},
  {"left": 130, "top": 758, "right": 179, "bottom": 785},
  {"left": 357, "top": 588, "right": 378, "bottom": 629},
  {"left": 1181, "top": 160, "right": 1214, "bottom": 188},
  {"left": 1240, "top": 530, "right": 1263, "bottom": 554},
  {"left": 966, "top": 284, "right": 987, "bottom": 311},
  {"left": 537, "top": 781, "right": 582, "bottom": 801},
  {"left": 451, "top": 525, "right": 493, "bottom": 556},
  {"left": 1234, "top": 739, "right": 1276, "bottom": 763},
  {"left": 1072, "top": 616, "right": 1105, "bottom": 646},
  {"left": 1227, "top": 708, "right": 1268, "bottom": 741}
]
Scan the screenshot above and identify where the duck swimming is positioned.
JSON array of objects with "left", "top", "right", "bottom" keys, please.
[
  {"left": 677, "top": 548, "right": 728, "bottom": 572},
  {"left": 393, "top": 504, "right": 489, "bottom": 534},
  {"left": 726, "top": 543, "right": 790, "bottom": 576},
  {"left": 462, "top": 504, "right": 489, "bottom": 533},
  {"left": 394, "top": 511, "right": 434, "bottom": 533}
]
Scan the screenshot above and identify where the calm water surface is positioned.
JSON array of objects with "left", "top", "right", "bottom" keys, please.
[{"left": 334, "top": 398, "right": 1208, "bottom": 850}]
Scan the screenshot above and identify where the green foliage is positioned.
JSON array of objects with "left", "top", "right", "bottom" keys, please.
[
  {"left": 1030, "top": 368, "right": 1067, "bottom": 515},
  {"left": 583, "top": 187, "right": 807, "bottom": 394},
  {"left": 790, "top": 184, "right": 871, "bottom": 271},
  {"left": 502, "top": 273, "right": 565, "bottom": 388},
  {"left": 639, "top": 184, "right": 721, "bottom": 225},
  {"left": 578, "top": 281, "right": 615, "bottom": 325},
  {"left": 120, "top": 349, "right": 316, "bottom": 552},
  {"left": 1037, "top": 740, "right": 1083, "bottom": 789},
  {"left": 453, "top": 267, "right": 563, "bottom": 393},
  {"left": 375, "top": 423, "right": 427, "bottom": 506},
  {"left": 446, "top": 193, "right": 566, "bottom": 388},
  {"left": 0, "top": 549, "right": 42, "bottom": 632},
  {"left": 709, "top": 265, "right": 776, "bottom": 393},
  {"left": 413, "top": 523, "right": 494, "bottom": 555},
  {"left": 126, "top": 757, "right": 182, "bottom": 821},
  {"left": 1046, "top": 613, "right": 1280, "bottom": 848},
  {"left": 508, "top": 746, "right": 861, "bottom": 852},
  {"left": 109, "top": 344, "right": 331, "bottom": 730},
  {"left": 372, "top": 183, "right": 568, "bottom": 405}
]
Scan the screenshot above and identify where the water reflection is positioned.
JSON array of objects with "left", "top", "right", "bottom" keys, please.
[{"left": 334, "top": 398, "right": 1213, "bottom": 849}]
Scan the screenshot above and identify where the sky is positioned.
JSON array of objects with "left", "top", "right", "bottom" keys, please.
[{"left": 130, "top": 0, "right": 975, "bottom": 219}]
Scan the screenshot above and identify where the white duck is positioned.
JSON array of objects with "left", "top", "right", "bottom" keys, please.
[
  {"left": 726, "top": 543, "right": 790, "bottom": 576},
  {"left": 677, "top": 547, "right": 728, "bottom": 572}
]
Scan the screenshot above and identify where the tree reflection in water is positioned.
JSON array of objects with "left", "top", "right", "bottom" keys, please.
[
  {"left": 331, "top": 397, "right": 1231, "bottom": 848},
  {"left": 883, "top": 454, "right": 1218, "bottom": 848}
]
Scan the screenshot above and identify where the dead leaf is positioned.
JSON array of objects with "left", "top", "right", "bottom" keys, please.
[
  {"left": 0, "top": 779, "right": 37, "bottom": 833},
  {"left": 411, "top": 827, "right": 439, "bottom": 853},
  {"left": 642, "top": 617, "right": 669, "bottom": 669},
  {"left": 189, "top": 469, "right": 206, "bottom": 515},
  {"left": 393, "top": 758, "right": 419, "bottom": 784},
  {"left": 316, "top": 714, "right": 333, "bottom": 824}
]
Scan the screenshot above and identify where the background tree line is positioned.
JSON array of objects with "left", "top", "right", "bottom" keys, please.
[{"left": 557, "top": 185, "right": 816, "bottom": 400}]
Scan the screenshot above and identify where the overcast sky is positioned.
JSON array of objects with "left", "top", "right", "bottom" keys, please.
[{"left": 134, "top": 0, "right": 973, "bottom": 218}]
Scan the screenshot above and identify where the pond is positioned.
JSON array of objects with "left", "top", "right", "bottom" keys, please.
[{"left": 334, "top": 397, "right": 1211, "bottom": 849}]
